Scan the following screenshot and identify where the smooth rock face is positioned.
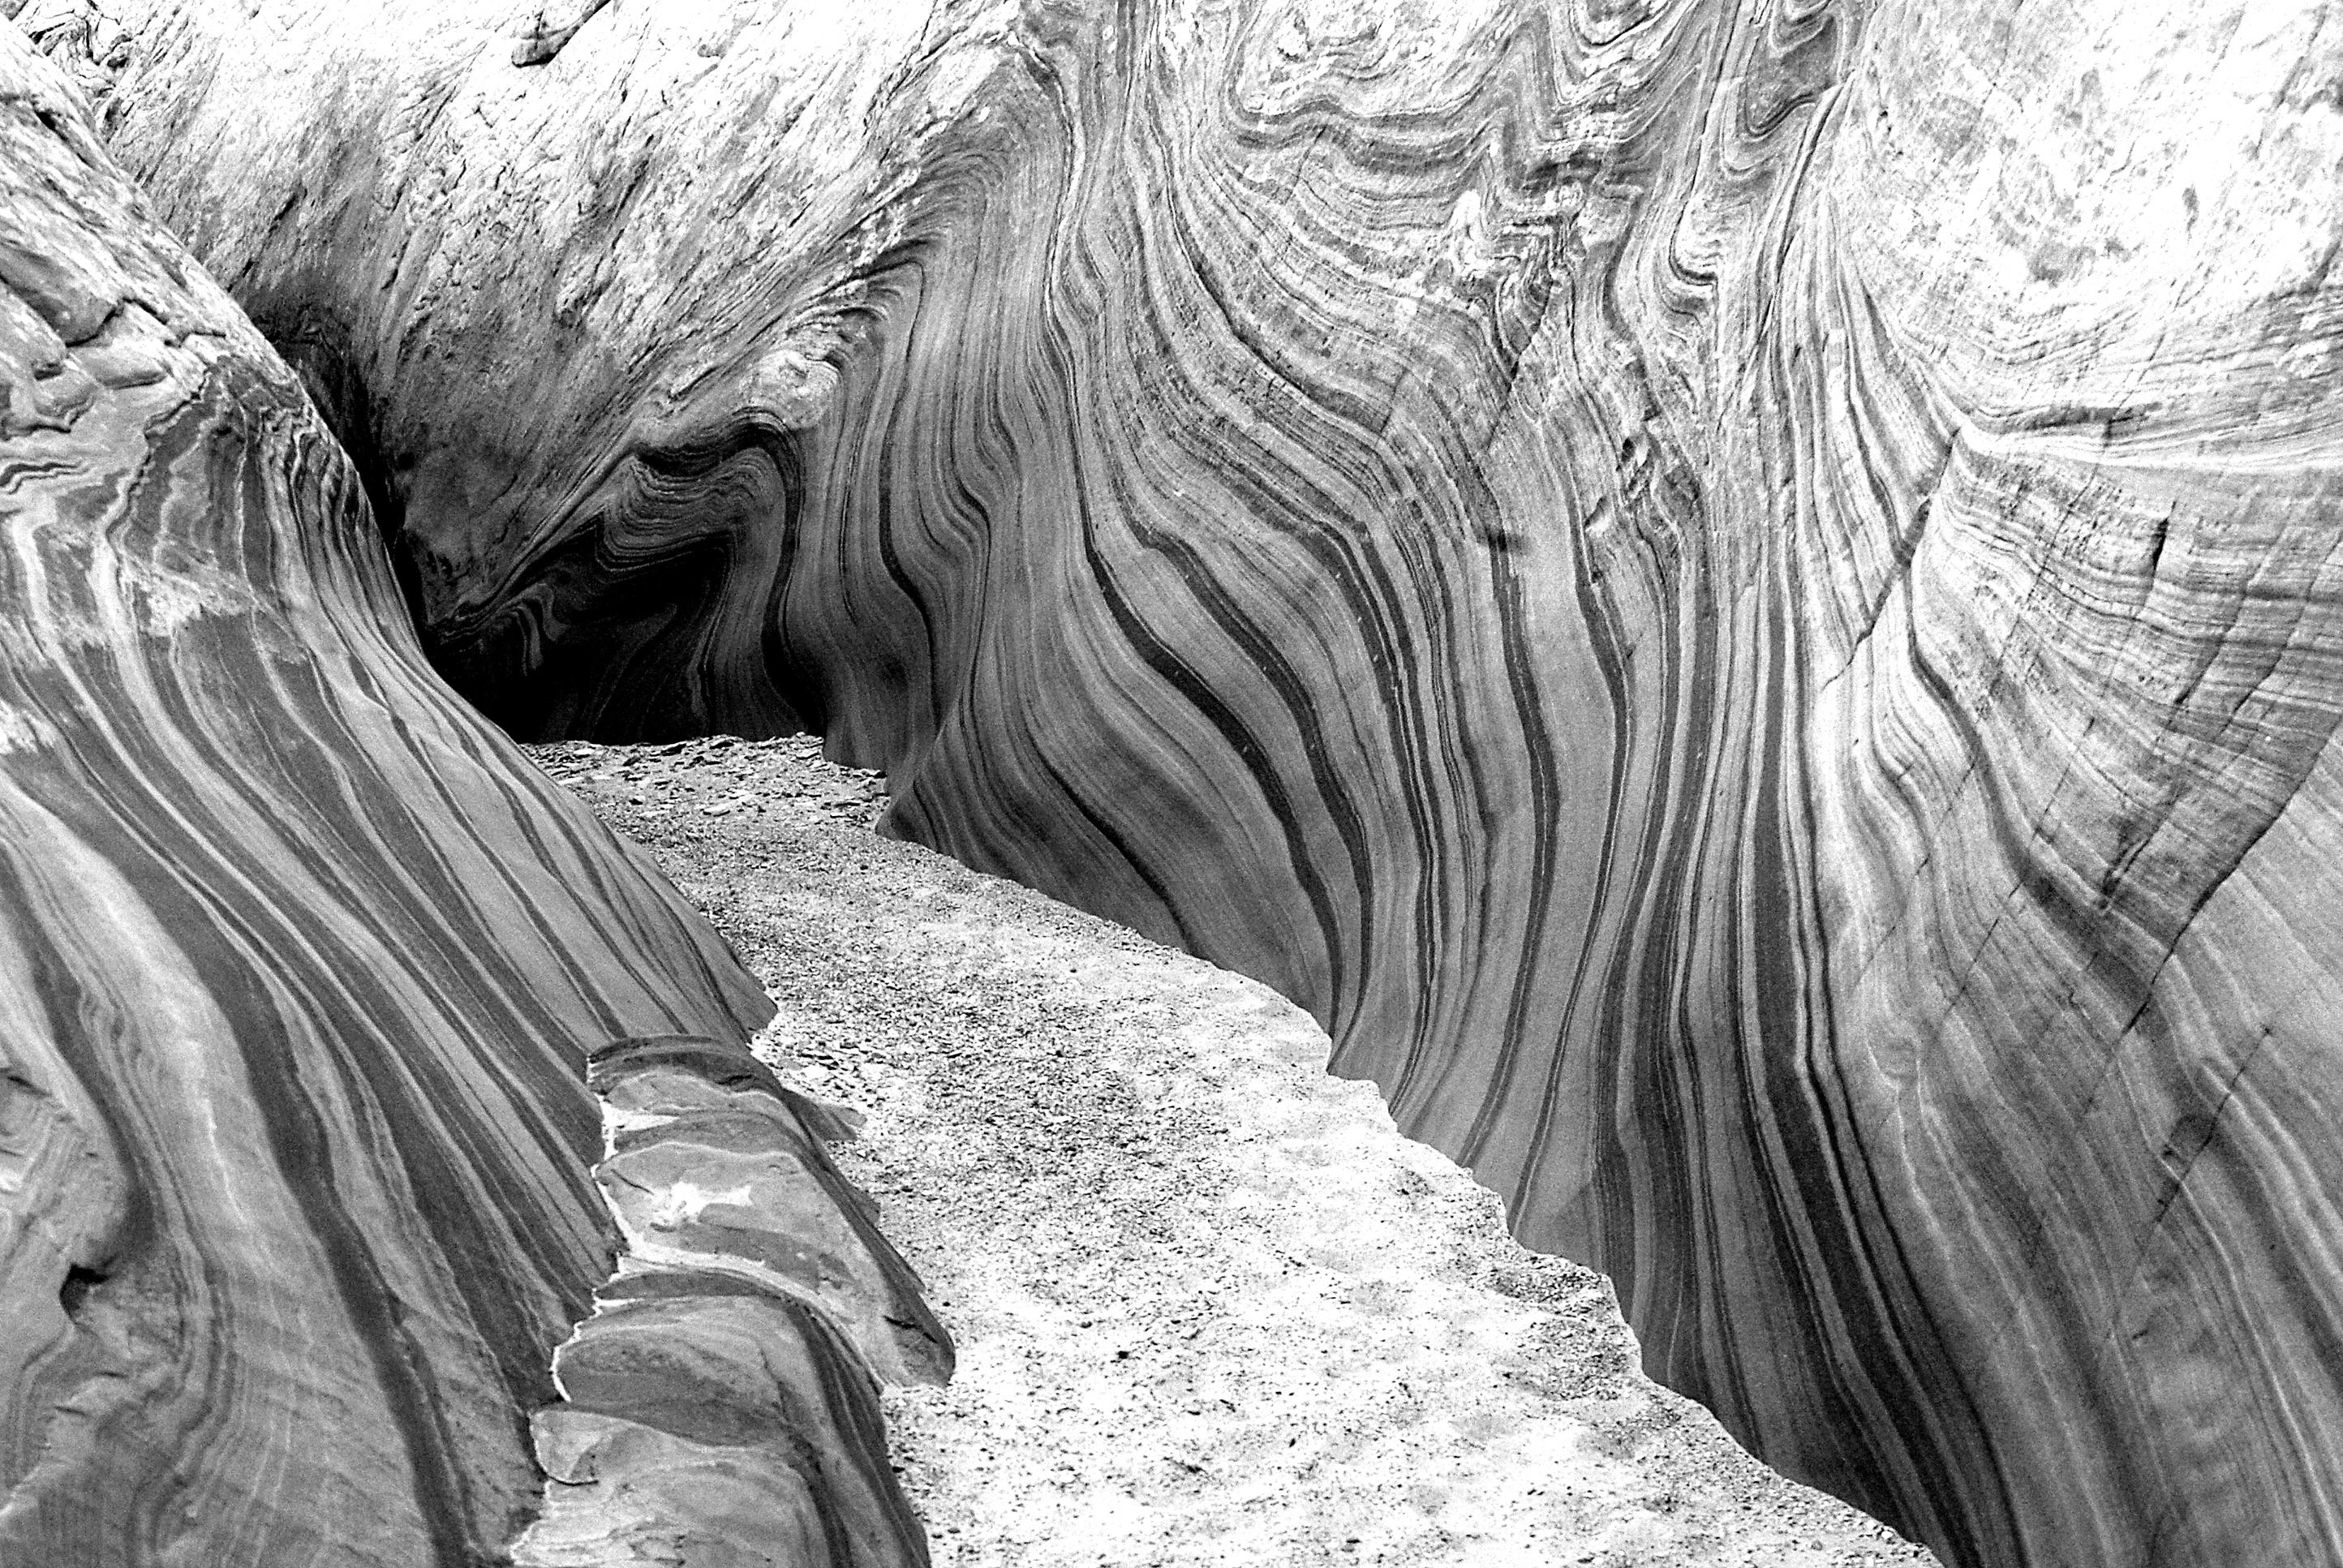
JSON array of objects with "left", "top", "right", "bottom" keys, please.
[
  {"left": 89, "top": 0, "right": 2343, "bottom": 1563},
  {"left": 0, "top": 30, "right": 938, "bottom": 1566}
]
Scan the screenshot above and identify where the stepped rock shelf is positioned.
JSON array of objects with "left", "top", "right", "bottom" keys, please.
[
  {"left": 0, "top": 27, "right": 944, "bottom": 1568},
  {"left": 2, "top": 0, "right": 2338, "bottom": 1563}
]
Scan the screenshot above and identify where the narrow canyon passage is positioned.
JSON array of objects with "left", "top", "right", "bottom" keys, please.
[
  {"left": 531, "top": 735, "right": 1937, "bottom": 1568},
  {"left": 7, "top": 0, "right": 2343, "bottom": 1561}
]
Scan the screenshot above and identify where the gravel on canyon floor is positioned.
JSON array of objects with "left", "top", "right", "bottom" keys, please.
[{"left": 527, "top": 735, "right": 1939, "bottom": 1568}]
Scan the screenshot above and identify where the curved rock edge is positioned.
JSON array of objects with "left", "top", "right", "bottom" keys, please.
[{"left": 514, "top": 1033, "right": 946, "bottom": 1567}]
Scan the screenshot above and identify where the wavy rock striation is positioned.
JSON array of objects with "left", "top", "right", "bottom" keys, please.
[
  {"left": 0, "top": 29, "right": 939, "bottom": 1566},
  {"left": 89, "top": 0, "right": 2343, "bottom": 1563}
]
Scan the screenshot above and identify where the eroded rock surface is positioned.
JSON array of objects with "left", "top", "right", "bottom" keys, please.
[
  {"left": 0, "top": 29, "right": 937, "bottom": 1566},
  {"left": 518, "top": 1035, "right": 944, "bottom": 1567},
  {"left": 85, "top": 1, "right": 2343, "bottom": 1563}
]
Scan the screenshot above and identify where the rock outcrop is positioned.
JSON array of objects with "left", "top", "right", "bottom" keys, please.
[
  {"left": 518, "top": 1035, "right": 945, "bottom": 1568},
  {"left": 0, "top": 28, "right": 939, "bottom": 1566},
  {"left": 62, "top": 0, "right": 2343, "bottom": 1564}
]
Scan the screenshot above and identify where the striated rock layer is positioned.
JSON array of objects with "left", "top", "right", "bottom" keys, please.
[
  {"left": 518, "top": 1035, "right": 946, "bottom": 1568},
  {"left": 0, "top": 29, "right": 939, "bottom": 1566},
  {"left": 90, "top": 0, "right": 2343, "bottom": 1563}
]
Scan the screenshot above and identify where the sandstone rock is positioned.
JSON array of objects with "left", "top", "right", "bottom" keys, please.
[
  {"left": 514, "top": 1034, "right": 943, "bottom": 1568},
  {"left": 0, "top": 28, "right": 935, "bottom": 1565},
  {"left": 588, "top": 1033, "right": 953, "bottom": 1389},
  {"left": 88, "top": 1, "right": 2343, "bottom": 1564}
]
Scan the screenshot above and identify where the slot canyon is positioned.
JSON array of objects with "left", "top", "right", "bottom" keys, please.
[{"left": 2, "top": 0, "right": 2340, "bottom": 1564}]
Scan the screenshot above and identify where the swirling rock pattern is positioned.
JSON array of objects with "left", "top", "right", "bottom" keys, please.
[
  {"left": 92, "top": 0, "right": 2343, "bottom": 1563},
  {"left": 0, "top": 30, "right": 938, "bottom": 1566}
]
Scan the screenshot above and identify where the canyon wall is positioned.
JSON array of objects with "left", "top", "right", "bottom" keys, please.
[
  {"left": 63, "top": 0, "right": 2343, "bottom": 1563},
  {"left": 0, "top": 27, "right": 940, "bottom": 1566}
]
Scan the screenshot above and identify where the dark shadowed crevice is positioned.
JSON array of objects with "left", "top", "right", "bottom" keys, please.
[
  {"left": 249, "top": 311, "right": 819, "bottom": 745},
  {"left": 56, "top": 1263, "right": 106, "bottom": 1321},
  {"left": 257, "top": 315, "right": 432, "bottom": 656},
  {"left": 424, "top": 424, "right": 820, "bottom": 744}
]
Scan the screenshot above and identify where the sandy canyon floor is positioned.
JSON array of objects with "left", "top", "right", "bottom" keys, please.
[{"left": 527, "top": 736, "right": 1939, "bottom": 1568}]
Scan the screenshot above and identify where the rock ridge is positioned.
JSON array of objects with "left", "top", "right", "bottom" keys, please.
[{"left": 515, "top": 1032, "right": 943, "bottom": 1567}]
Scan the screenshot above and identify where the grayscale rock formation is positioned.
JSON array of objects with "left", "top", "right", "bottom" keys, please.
[
  {"left": 0, "top": 27, "right": 942, "bottom": 1566},
  {"left": 6, "top": 0, "right": 2342, "bottom": 1562}
]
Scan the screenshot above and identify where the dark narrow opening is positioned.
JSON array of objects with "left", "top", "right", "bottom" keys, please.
[
  {"left": 255, "top": 311, "right": 819, "bottom": 745},
  {"left": 58, "top": 1262, "right": 108, "bottom": 1321},
  {"left": 261, "top": 316, "right": 432, "bottom": 648}
]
